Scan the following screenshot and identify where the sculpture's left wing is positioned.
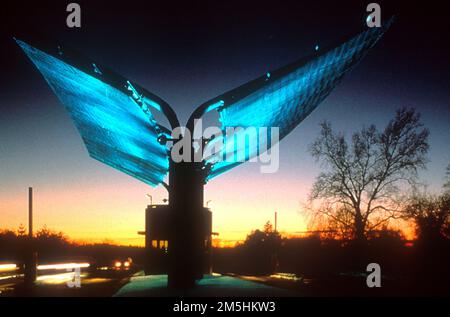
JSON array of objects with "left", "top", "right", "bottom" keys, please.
[{"left": 16, "top": 39, "right": 176, "bottom": 187}]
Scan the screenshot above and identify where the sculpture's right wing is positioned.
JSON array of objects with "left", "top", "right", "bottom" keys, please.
[{"left": 199, "top": 19, "right": 394, "bottom": 181}]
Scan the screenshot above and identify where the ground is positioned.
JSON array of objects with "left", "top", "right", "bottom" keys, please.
[{"left": 115, "top": 273, "right": 300, "bottom": 297}]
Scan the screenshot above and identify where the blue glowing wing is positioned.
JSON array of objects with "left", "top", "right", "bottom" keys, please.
[
  {"left": 202, "top": 20, "right": 393, "bottom": 180},
  {"left": 16, "top": 39, "right": 170, "bottom": 186}
]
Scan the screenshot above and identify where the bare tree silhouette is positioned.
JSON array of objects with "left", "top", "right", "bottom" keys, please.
[
  {"left": 444, "top": 164, "right": 450, "bottom": 194},
  {"left": 242, "top": 221, "right": 281, "bottom": 274},
  {"left": 308, "top": 108, "right": 429, "bottom": 242},
  {"left": 17, "top": 224, "right": 26, "bottom": 237},
  {"left": 402, "top": 190, "right": 450, "bottom": 241}
]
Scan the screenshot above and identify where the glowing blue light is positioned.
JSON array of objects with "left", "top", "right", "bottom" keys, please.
[
  {"left": 205, "top": 100, "right": 225, "bottom": 113},
  {"left": 92, "top": 63, "right": 102, "bottom": 75},
  {"left": 16, "top": 39, "right": 169, "bottom": 187},
  {"left": 204, "top": 21, "right": 393, "bottom": 180},
  {"left": 15, "top": 18, "right": 393, "bottom": 186},
  {"left": 143, "top": 97, "right": 162, "bottom": 112},
  {"left": 314, "top": 45, "right": 319, "bottom": 51}
]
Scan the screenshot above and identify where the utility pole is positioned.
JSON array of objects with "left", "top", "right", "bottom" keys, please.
[
  {"left": 24, "top": 187, "right": 37, "bottom": 285},
  {"left": 28, "top": 187, "right": 33, "bottom": 238},
  {"left": 274, "top": 211, "right": 277, "bottom": 232}
]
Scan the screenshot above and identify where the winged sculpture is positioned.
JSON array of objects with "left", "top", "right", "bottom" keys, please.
[{"left": 15, "top": 19, "right": 393, "bottom": 189}]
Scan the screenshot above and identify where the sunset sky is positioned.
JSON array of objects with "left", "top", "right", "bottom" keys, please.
[{"left": 1, "top": 1, "right": 449, "bottom": 245}]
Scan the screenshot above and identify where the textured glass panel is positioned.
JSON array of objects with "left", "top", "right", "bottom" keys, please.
[
  {"left": 16, "top": 40, "right": 169, "bottom": 186},
  {"left": 205, "top": 22, "right": 392, "bottom": 180}
]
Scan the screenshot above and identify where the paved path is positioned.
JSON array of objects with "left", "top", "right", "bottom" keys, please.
[{"left": 115, "top": 274, "right": 300, "bottom": 297}]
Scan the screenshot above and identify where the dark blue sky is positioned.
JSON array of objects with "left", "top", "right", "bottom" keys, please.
[
  {"left": 0, "top": 0, "right": 449, "bottom": 241},
  {"left": 3, "top": 0, "right": 448, "bottom": 173}
]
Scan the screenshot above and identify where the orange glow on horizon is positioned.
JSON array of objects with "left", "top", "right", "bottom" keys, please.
[
  {"left": 0, "top": 172, "right": 312, "bottom": 246},
  {"left": 0, "top": 166, "right": 417, "bottom": 247}
]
